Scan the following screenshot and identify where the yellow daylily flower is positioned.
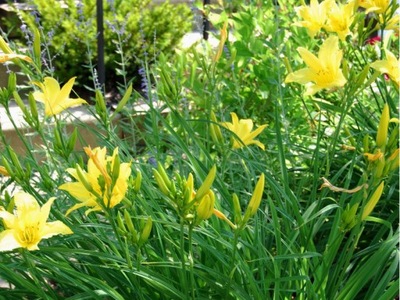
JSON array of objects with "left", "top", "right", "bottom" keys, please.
[
  {"left": 59, "top": 147, "right": 132, "bottom": 216},
  {"left": 0, "top": 192, "right": 72, "bottom": 251},
  {"left": 32, "top": 77, "right": 87, "bottom": 117},
  {"left": 285, "top": 36, "right": 347, "bottom": 96},
  {"left": 221, "top": 112, "right": 267, "bottom": 150},
  {"left": 324, "top": 0, "right": 356, "bottom": 41},
  {"left": 357, "top": 0, "right": 391, "bottom": 14},
  {"left": 294, "top": 0, "right": 333, "bottom": 37},
  {"left": 385, "top": 14, "right": 399, "bottom": 35},
  {"left": 370, "top": 50, "right": 400, "bottom": 87}
]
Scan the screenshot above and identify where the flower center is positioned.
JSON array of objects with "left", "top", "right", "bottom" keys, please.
[{"left": 16, "top": 223, "right": 40, "bottom": 247}]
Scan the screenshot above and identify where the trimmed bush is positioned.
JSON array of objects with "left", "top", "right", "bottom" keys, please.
[{"left": 11, "top": 0, "right": 192, "bottom": 92}]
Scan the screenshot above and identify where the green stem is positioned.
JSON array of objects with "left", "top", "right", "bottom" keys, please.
[
  {"left": 225, "top": 229, "right": 240, "bottom": 298},
  {"left": 188, "top": 224, "right": 196, "bottom": 299},
  {"left": 179, "top": 217, "right": 189, "bottom": 299}
]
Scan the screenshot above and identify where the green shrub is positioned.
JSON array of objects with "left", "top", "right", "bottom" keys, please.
[{"left": 14, "top": 0, "right": 192, "bottom": 92}]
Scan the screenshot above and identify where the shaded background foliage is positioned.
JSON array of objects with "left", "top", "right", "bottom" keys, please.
[{"left": 2, "top": 0, "right": 192, "bottom": 94}]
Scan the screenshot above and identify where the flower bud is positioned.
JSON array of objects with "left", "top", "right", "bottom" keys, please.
[
  {"left": 33, "top": 26, "right": 41, "bottom": 66},
  {"left": 116, "top": 211, "right": 127, "bottom": 234},
  {"left": 138, "top": 217, "right": 153, "bottom": 246},
  {"left": 210, "top": 111, "right": 224, "bottom": 145},
  {"left": 362, "top": 181, "right": 384, "bottom": 220},
  {"left": 196, "top": 165, "right": 217, "bottom": 201},
  {"left": 134, "top": 170, "right": 142, "bottom": 193},
  {"left": 231, "top": 193, "right": 242, "bottom": 225},
  {"left": 376, "top": 103, "right": 389, "bottom": 149},
  {"left": 157, "top": 162, "right": 172, "bottom": 190},
  {"left": 196, "top": 190, "right": 215, "bottom": 222},
  {"left": 153, "top": 169, "right": 170, "bottom": 196},
  {"left": 242, "top": 173, "right": 265, "bottom": 224},
  {"left": 341, "top": 203, "right": 359, "bottom": 231},
  {"left": 75, "top": 164, "right": 93, "bottom": 193},
  {"left": 7, "top": 72, "right": 16, "bottom": 93},
  {"left": 124, "top": 209, "right": 138, "bottom": 243}
]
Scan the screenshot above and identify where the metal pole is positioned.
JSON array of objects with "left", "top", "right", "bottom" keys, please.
[
  {"left": 96, "top": 0, "right": 105, "bottom": 87},
  {"left": 203, "top": 0, "right": 210, "bottom": 40}
]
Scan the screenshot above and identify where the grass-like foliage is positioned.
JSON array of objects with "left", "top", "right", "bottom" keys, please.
[{"left": 0, "top": 0, "right": 398, "bottom": 299}]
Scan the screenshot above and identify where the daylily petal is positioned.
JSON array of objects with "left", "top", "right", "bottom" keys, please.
[
  {"left": 244, "top": 124, "right": 268, "bottom": 143},
  {"left": 59, "top": 182, "right": 97, "bottom": 204},
  {"left": 0, "top": 230, "right": 21, "bottom": 251},
  {"left": 298, "top": 47, "right": 323, "bottom": 72},
  {"left": 0, "top": 209, "right": 16, "bottom": 228},
  {"left": 39, "top": 197, "right": 56, "bottom": 227},
  {"left": 285, "top": 68, "right": 317, "bottom": 84},
  {"left": 305, "top": 83, "right": 324, "bottom": 96},
  {"left": 57, "top": 77, "right": 76, "bottom": 104},
  {"left": 41, "top": 221, "right": 73, "bottom": 239},
  {"left": 14, "top": 192, "right": 40, "bottom": 217}
]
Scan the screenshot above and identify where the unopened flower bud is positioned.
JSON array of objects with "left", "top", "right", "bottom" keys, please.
[
  {"left": 138, "top": 217, "right": 152, "bottom": 246},
  {"left": 362, "top": 181, "right": 384, "bottom": 220},
  {"left": 196, "top": 190, "right": 215, "bottom": 223},
  {"left": 376, "top": 103, "right": 389, "bottom": 149},
  {"left": 196, "top": 165, "right": 217, "bottom": 201}
]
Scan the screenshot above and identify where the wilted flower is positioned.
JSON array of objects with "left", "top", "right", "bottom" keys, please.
[
  {"left": 0, "top": 53, "right": 32, "bottom": 63},
  {"left": 32, "top": 77, "right": 87, "bottom": 117},
  {"left": 0, "top": 192, "right": 72, "bottom": 251},
  {"left": 285, "top": 36, "right": 347, "bottom": 96},
  {"left": 370, "top": 50, "right": 400, "bottom": 87},
  {"left": 294, "top": 0, "right": 332, "bottom": 37},
  {"left": 324, "top": 0, "right": 355, "bottom": 41},
  {"left": 0, "top": 36, "right": 32, "bottom": 63},
  {"left": 0, "top": 166, "right": 9, "bottom": 176},
  {"left": 221, "top": 112, "right": 267, "bottom": 150},
  {"left": 59, "top": 147, "right": 131, "bottom": 216}
]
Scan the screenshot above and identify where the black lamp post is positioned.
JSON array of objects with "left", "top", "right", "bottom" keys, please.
[
  {"left": 203, "top": 0, "right": 210, "bottom": 40},
  {"left": 96, "top": 0, "right": 105, "bottom": 88}
]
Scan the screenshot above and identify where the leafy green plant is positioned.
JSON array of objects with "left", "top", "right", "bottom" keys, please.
[{"left": 0, "top": 0, "right": 398, "bottom": 299}]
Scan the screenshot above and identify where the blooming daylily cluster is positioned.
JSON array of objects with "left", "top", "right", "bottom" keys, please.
[
  {"left": 0, "top": 146, "right": 134, "bottom": 251},
  {"left": 286, "top": 0, "right": 399, "bottom": 95},
  {"left": 60, "top": 146, "right": 132, "bottom": 216},
  {"left": 294, "top": 0, "right": 355, "bottom": 40},
  {"left": 294, "top": 0, "right": 397, "bottom": 40}
]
